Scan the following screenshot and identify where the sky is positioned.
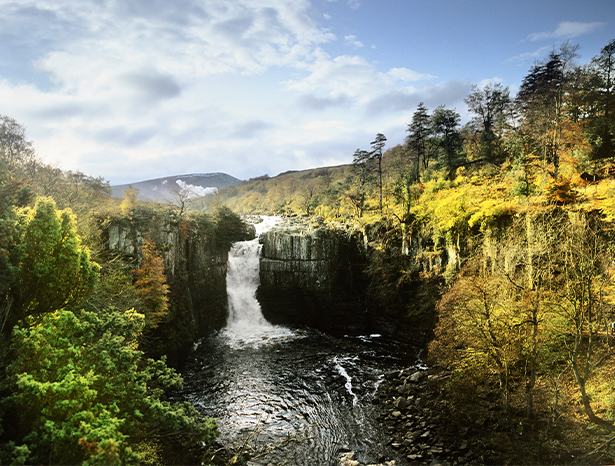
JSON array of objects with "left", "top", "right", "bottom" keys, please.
[{"left": 1, "top": 0, "right": 614, "bottom": 185}]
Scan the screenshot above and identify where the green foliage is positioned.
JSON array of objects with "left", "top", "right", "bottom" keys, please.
[
  {"left": 213, "top": 205, "right": 252, "bottom": 249},
  {"left": 0, "top": 115, "right": 36, "bottom": 178},
  {"left": 14, "top": 197, "right": 100, "bottom": 318},
  {"left": 5, "top": 308, "right": 218, "bottom": 465}
]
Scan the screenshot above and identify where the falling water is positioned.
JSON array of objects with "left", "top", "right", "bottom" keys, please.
[
  {"left": 179, "top": 216, "right": 422, "bottom": 464},
  {"left": 221, "top": 216, "right": 294, "bottom": 347}
]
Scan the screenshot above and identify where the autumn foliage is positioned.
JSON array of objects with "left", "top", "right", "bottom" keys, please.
[{"left": 133, "top": 239, "right": 169, "bottom": 329}]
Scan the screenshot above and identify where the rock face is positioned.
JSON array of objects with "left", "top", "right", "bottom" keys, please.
[
  {"left": 106, "top": 213, "right": 246, "bottom": 340},
  {"left": 257, "top": 219, "right": 369, "bottom": 334}
]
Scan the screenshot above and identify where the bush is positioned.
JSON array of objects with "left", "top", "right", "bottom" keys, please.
[{"left": 5, "top": 308, "right": 217, "bottom": 465}]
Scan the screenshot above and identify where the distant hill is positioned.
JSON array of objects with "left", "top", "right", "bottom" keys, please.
[{"left": 110, "top": 173, "right": 242, "bottom": 202}]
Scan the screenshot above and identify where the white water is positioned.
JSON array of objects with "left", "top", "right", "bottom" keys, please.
[{"left": 221, "top": 216, "right": 295, "bottom": 348}]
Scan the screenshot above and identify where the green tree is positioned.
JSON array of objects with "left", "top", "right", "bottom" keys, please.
[
  {"left": 405, "top": 102, "right": 431, "bottom": 182},
  {"left": 515, "top": 45, "right": 580, "bottom": 180},
  {"left": 431, "top": 105, "right": 463, "bottom": 174},
  {"left": 370, "top": 133, "right": 387, "bottom": 214},
  {"left": 0, "top": 160, "right": 33, "bottom": 365},
  {"left": 347, "top": 149, "right": 375, "bottom": 218},
  {"left": 464, "top": 83, "right": 511, "bottom": 163},
  {"left": 13, "top": 197, "right": 99, "bottom": 321},
  {"left": 5, "top": 308, "right": 218, "bottom": 465},
  {"left": 588, "top": 39, "right": 615, "bottom": 159},
  {"left": 0, "top": 115, "right": 36, "bottom": 178}
]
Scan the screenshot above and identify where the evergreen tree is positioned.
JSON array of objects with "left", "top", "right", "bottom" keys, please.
[
  {"left": 6, "top": 308, "right": 218, "bottom": 465},
  {"left": 516, "top": 49, "right": 573, "bottom": 179},
  {"left": 588, "top": 39, "right": 615, "bottom": 159},
  {"left": 431, "top": 105, "right": 463, "bottom": 174},
  {"left": 405, "top": 102, "right": 431, "bottom": 182},
  {"left": 14, "top": 197, "right": 99, "bottom": 320},
  {"left": 370, "top": 133, "right": 387, "bottom": 214}
]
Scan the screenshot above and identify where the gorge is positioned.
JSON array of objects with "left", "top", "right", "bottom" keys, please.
[
  {"left": 106, "top": 213, "right": 428, "bottom": 464},
  {"left": 177, "top": 217, "right": 423, "bottom": 465}
]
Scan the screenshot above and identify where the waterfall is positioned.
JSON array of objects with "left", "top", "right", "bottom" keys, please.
[
  {"left": 226, "top": 239, "right": 270, "bottom": 331},
  {"left": 222, "top": 216, "right": 293, "bottom": 347}
]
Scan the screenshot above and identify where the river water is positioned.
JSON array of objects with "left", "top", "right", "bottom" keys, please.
[{"left": 179, "top": 218, "right": 423, "bottom": 465}]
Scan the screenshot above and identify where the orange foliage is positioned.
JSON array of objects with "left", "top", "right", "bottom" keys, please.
[
  {"left": 180, "top": 219, "right": 191, "bottom": 240},
  {"left": 134, "top": 239, "right": 170, "bottom": 328}
]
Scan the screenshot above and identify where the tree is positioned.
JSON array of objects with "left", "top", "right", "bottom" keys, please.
[
  {"left": 588, "top": 39, "right": 615, "bottom": 159},
  {"left": 133, "top": 239, "right": 170, "bottom": 329},
  {"left": 13, "top": 197, "right": 99, "bottom": 321},
  {"left": 5, "top": 308, "right": 218, "bottom": 465},
  {"left": 0, "top": 160, "right": 33, "bottom": 366},
  {"left": 515, "top": 45, "right": 579, "bottom": 180},
  {"left": 347, "top": 149, "right": 375, "bottom": 218},
  {"left": 296, "top": 181, "right": 318, "bottom": 216},
  {"left": 405, "top": 102, "right": 431, "bottom": 182},
  {"left": 465, "top": 83, "right": 511, "bottom": 163},
  {"left": 370, "top": 133, "right": 387, "bottom": 214},
  {"left": 431, "top": 106, "right": 463, "bottom": 174},
  {"left": 0, "top": 115, "right": 36, "bottom": 177},
  {"left": 554, "top": 217, "right": 614, "bottom": 427},
  {"left": 61, "top": 171, "right": 111, "bottom": 210},
  {"left": 120, "top": 186, "right": 140, "bottom": 214},
  {"left": 429, "top": 267, "right": 524, "bottom": 416},
  {"left": 391, "top": 171, "right": 421, "bottom": 254}
]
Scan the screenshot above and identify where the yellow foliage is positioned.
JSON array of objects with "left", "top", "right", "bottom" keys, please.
[
  {"left": 595, "top": 181, "right": 615, "bottom": 222},
  {"left": 468, "top": 200, "right": 517, "bottom": 231},
  {"left": 545, "top": 177, "right": 578, "bottom": 205}
]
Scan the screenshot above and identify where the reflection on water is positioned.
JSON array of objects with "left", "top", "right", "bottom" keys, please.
[{"left": 181, "top": 330, "right": 420, "bottom": 464}]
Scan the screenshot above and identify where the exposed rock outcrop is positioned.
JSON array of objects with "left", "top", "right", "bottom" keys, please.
[
  {"left": 257, "top": 218, "right": 369, "bottom": 334},
  {"left": 104, "top": 209, "right": 254, "bottom": 364}
]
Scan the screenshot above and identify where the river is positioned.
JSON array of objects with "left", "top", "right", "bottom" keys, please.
[{"left": 178, "top": 217, "right": 423, "bottom": 465}]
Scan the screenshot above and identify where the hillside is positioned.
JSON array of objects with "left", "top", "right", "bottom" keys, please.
[
  {"left": 191, "top": 164, "right": 353, "bottom": 214},
  {"left": 110, "top": 172, "right": 242, "bottom": 202}
]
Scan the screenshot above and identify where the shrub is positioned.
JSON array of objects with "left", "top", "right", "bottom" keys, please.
[{"left": 5, "top": 308, "right": 217, "bottom": 465}]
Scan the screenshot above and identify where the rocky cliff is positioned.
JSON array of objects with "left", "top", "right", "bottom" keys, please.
[
  {"left": 104, "top": 207, "right": 254, "bottom": 363},
  {"left": 257, "top": 218, "right": 369, "bottom": 334}
]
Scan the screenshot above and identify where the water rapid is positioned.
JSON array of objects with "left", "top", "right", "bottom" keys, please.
[{"left": 179, "top": 217, "right": 421, "bottom": 465}]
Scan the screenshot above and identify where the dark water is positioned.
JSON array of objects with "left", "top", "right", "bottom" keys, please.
[
  {"left": 178, "top": 226, "right": 423, "bottom": 465},
  {"left": 179, "top": 328, "right": 422, "bottom": 465}
]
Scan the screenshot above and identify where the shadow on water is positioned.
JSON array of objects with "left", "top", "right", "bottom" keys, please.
[
  {"left": 177, "top": 218, "right": 423, "bottom": 465},
  {"left": 180, "top": 328, "right": 422, "bottom": 465}
]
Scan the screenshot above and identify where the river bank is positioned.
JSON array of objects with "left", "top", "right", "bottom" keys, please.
[{"left": 372, "top": 367, "right": 615, "bottom": 466}]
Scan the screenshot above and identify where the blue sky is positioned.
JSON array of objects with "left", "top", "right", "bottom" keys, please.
[{"left": 1, "top": 0, "right": 614, "bottom": 185}]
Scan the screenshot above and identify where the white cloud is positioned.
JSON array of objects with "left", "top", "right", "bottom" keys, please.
[
  {"left": 286, "top": 56, "right": 434, "bottom": 107},
  {"left": 507, "top": 45, "right": 552, "bottom": 65},
  {"left": 388, "top": 67, "right": 436, "bottom": 82},
  {"left": 344, "top": 34, "right": 364, "bottom": 48},
  {"left": 526, "top": 21, "right": 605, "bottom": 42},
  {"left": 0, "top": 0, "right": 531, "bottom": 185}
]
